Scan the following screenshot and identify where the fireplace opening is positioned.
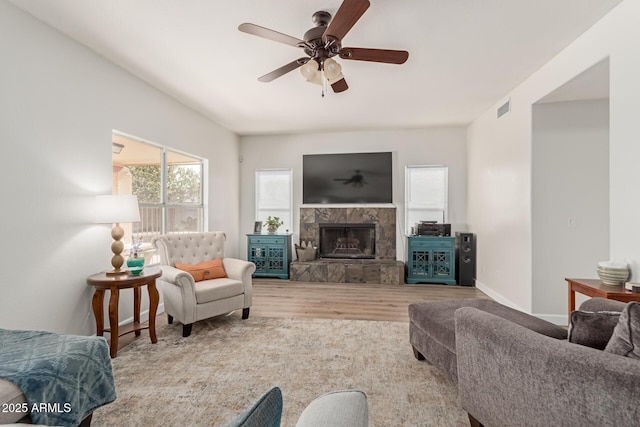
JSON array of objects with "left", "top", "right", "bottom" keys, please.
[{"left": 319, "top": 223, "right": 375, "bottom": 259}]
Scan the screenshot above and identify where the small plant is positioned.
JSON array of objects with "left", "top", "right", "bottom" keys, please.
[
  {"left": 264, "top": 216, "right": 284, "bottom": 233},
  {"left": 131, "top": 238, "right": 143, "bottom": 258}
]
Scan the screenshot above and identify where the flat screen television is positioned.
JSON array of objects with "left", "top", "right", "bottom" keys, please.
[{"left": 303, "top": 152, "right": 392, "bottom": 204}]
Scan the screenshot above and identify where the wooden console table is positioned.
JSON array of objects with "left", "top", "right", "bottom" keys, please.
[
  {"left": 565, "top": 277, "right": 640, "bottom": 315},
  {"left": 87, "top": 268, "right": 162, "bottom": 358}
]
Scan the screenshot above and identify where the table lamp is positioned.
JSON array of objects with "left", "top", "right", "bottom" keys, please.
[{"left": 95, "top": 194, "right": 141, "bottom": 275}]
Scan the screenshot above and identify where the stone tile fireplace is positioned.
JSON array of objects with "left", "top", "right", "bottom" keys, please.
[
  {"left": 299, "top": 207, "right": 396, "bottom": 259},
  {"left": 319, "top": 223, "right": 376, "bottom": 259},
  {"left": 291, "top": 207, "right": 404, "bottom": 284}
]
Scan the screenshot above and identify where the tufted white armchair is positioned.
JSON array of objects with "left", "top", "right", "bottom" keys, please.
[{"left": 151, "top": 232, "right": 256, "bottom": 337}]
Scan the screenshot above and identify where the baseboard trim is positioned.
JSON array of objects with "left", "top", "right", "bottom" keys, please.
[
  {"left": 474, "top": 280, "right": 526, "bottom": 312},
  {"left": 118, "top": 303, "right": 165, "bottom": 327},
  {"left": 475, "top": 281, "right": 567, "bottom": 325}
]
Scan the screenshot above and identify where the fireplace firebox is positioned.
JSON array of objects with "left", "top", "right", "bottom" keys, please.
[{"left": 319, "top": 223, "right": 375, "bottom": 259}]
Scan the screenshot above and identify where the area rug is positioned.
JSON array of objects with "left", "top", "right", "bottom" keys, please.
[{"left": 92, "top": 316, "right": 467, "bottom": 426}]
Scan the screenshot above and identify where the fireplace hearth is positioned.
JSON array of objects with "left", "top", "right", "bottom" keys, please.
[{"left": 319, "top": 223, "right": 375, "bottom": 259}]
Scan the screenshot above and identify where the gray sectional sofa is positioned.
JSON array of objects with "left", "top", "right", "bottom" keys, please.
[
  {"left": 456, "top": 300, "right": 640, "bottom": 426},
  {"left": 409, "top": 299, "right": 567, "bottom": 384},
  {"left": 410, "top": 298, "right": 640, "bottom": 426}
]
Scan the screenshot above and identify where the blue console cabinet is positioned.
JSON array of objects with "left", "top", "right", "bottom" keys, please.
[
  {"left": 406, "top": 236, "right": 456, "bottom": 285},
  {"left": 247, "top": 234, "right": 292, "bottom": 279}
]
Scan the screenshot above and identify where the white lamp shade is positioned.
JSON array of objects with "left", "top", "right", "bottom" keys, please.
[{"left": 95, "top": 194, "right": 141, "bottom": 224}]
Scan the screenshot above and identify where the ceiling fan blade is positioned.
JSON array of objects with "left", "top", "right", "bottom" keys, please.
[
  {"left": 258, "top": 58, "right": 309, "bottom": 82},
  {"left": 331, "top": 77, "right": 349, "bottom": 93},
  {"left": 339, "top": 47, "right": 409, "bottom": 64},
  {"left": 238, "top": 23, "right": 305, "bottom": 48},
  {"left": 323, "top": 0, "right": 370, "bottom": 42}
]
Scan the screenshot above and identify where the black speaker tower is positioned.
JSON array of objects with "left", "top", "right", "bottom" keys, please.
[{"left": 456, "top": 232, "right": 476, "bottom": 287}]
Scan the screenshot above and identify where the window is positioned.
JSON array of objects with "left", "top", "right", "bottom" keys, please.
[
  {"left": 112, "top": 133, "right": 206, "bottom": 252},
  {"left": 405, "top": 165, "right": 448, "bottom": 234},
  {"left": 255, "top": 169, "right": 292, "bottom": 233}
]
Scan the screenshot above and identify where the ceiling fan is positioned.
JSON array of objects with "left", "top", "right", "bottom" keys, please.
[{"left": 238, "top": 0, "right": 409, "bottom": 94}]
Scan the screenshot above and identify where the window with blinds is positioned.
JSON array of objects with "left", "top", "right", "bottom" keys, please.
[
  {"left": 255, "top": 169, "right": 293, "bottom": 233},
  {"left": 405, "top": 165, "right": 448, "bottom": 234}
]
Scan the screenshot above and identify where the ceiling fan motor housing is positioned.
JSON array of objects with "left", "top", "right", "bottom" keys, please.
[
  {"left": 311, "top": 11, "right": 332, "bottom": 26},
  {"left": 303, "top": 12, "right": 341, "bottom": 60}
]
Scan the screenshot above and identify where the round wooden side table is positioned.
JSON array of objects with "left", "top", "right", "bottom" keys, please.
[{"left": 87, "top": 268, "right": 162, "bottom": 358}]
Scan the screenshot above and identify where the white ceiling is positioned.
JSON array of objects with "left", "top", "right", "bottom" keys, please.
[{"left": 10, "top": 0, "right": 621, "bottom": 136}]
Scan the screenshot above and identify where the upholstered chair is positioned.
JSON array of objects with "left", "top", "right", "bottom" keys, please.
[{"left": 152, "top": 232, "right": 256, "bottom": 337}]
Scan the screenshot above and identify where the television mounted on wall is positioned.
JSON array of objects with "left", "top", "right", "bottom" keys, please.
[{"left": 302, "top": 152, "right": 392, "bottom": 204}]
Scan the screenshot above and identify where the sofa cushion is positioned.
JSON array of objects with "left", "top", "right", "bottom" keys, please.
[
  {"left": 568, "top": 310, "right": 621, "bottom": 350},
  {"left": 0, "top": 379, "right": 27, "bottom": 424},
  {"left": 579, "top": 297, "right": 627, "bottom": 312},
  {"left": 295, "top": 390, "right": 368, "bottom": 427},
  {"left": 604, "top": 302, "right": 640, "bottom": 359},
  {"left": 224, "top": 388, "right": 368, "bottom": 427},
  {"left": 409, "top": 299, "right": 567, "bottom": 353},
  {"left": 175, "top": 258, "right": 227, "bottom": 282},
  {"left": 194, "top": 278, "right": 244, "bottom": 304},
  {"left": 224, "top": 386, "right": 282, "bottom": 427}
]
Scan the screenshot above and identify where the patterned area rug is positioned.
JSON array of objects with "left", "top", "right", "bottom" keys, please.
[{"left": 92, "top": 316, "right": 467, "bottom": 426}]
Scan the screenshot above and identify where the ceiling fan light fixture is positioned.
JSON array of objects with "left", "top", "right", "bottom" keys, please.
[
  {"left": 308, "top": 74, "right": 323, "bottom": 85},
  {"left": 300, "top": 59, "right": 322, "bottom": 85},
  {"left": 323, "top": 58, "right": 342, "bottom": 80},
  {"left": 327, "top": 74, "right": 345, "bottom": 85},
  {"left": 239, "top": 0, "right": 408, "bottom": 93}
]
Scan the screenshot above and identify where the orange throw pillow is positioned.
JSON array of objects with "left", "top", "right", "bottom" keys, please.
[{"left": 175, "top": 259, "right": 227, "bottom": 282}]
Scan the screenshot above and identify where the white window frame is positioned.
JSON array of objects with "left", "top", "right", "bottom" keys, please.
[
  {"left": 255, "top": 168, "right": 293, "bottom": 233},
  {"left": 405, "top": 165, "right": 449, "bottom": 235},
  {"left": 158, "top": 147, "right": 207, "bottom": 234},
  {"left": 113, "top": 131, "right": 208, "bottom": 238}
]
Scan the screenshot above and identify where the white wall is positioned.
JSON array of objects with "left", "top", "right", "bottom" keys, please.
[
  {"left": 467, "top": 0, "right": 639, "bottom": 314},
  {"left": 0, "top": 2, "right": 240, "bottom": 335},
  {"left": 532, "top": 100, "right": 609, "bottom": 321},
  {"left": 239, "top": 128, "right": 467, "bottom": 261}
]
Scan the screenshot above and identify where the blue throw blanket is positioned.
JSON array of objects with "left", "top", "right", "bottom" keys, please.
[{"left": 0, "top": 328, "right": 116, "bottom": 426}]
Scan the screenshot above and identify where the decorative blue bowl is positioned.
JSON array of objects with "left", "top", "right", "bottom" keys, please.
[{"left": 126, "top": 257, "right": 145, "bottom": 276}]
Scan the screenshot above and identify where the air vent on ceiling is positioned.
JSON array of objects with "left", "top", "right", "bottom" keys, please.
[{"left": 497, "top": 99, "right": 511, "bottom": 118}]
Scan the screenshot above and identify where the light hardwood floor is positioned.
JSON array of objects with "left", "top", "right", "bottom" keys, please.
[
  {"left": 250, "top": 279, "right": 490, "bottom": 322},
  {"left": 117, "top": 279, "right": 489, "bottom": 351}
]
